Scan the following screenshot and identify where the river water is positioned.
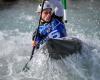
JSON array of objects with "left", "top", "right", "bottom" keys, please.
[{"left": 0, "top": 0, "right": 100, "bottom": 80}]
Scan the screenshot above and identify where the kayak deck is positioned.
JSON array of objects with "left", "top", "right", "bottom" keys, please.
[{"left": 46, "top": 38, "right": 82, "bottom": 59}]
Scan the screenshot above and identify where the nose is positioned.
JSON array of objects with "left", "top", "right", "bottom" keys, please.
[
  {"left": 47, "top": 13, "right": 51, "bottom": 17},
  {"left": 46, "top": 13, "right": 51, "bottom": 20}
]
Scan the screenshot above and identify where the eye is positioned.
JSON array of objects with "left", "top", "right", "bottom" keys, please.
[
  {"left": 44, "top": 11, "right": 51, "bottom": 15},
  {"left": 44, "top": 12, "right": 49, "bottom": 14}
]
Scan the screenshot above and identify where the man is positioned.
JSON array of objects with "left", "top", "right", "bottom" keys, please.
[{"left": 32, "top": 0, "right": 67, "bottom": 47}]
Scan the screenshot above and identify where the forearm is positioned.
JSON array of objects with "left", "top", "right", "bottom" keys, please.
[{"left": 48, "top": 0, "right": 64, "bottom": 17}]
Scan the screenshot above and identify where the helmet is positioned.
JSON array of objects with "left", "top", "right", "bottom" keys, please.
[{"left": 36, "top": 1, "right": 52, "bottom": 13}]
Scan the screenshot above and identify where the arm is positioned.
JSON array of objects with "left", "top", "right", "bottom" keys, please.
[
  {"left": 32, "top": 29, "right": 41, "bottom": 47},
  {"left": 49, "top": 0, "right": 64, "bottom": 17},
  {"left": 32, "top": 29, "right": 46, "bottom": 47}
]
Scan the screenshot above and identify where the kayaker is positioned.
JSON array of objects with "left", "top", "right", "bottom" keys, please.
[{"left": 32, "top": 0, "right": 67, "bottom": 47}]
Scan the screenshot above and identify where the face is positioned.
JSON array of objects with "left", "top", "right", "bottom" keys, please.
[{"left": 40, "top": 8, "right": 52, "bottom": 22}]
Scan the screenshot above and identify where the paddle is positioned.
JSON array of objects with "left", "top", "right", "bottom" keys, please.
[
  {"left": 22, "top": 0, "right": 46, "bottom": 72},
  {"left": 61, "top": 0, "right": 67, "bottom": 23},
  {"left": 22, "top": 46, "right": 35, "bottom": 72}
]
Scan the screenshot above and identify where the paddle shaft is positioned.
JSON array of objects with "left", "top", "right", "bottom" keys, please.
[
  {"left": 23, "top": 0, "right": 46, "bottom": 71},
  {"left": 30, "top": 0, "right": 46, "bottom": 59}
]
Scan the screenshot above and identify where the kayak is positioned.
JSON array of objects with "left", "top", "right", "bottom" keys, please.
[{"left": 44, "top": 37, "right": 82, "bottom": 59}]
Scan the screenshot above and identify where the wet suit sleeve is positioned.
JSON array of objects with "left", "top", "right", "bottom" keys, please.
[
  {"left": 32, "top": 30, "right": 42, "bottom": 49},
  {"left": 32, "top": 29, "right": 46, "bottom": 43}
]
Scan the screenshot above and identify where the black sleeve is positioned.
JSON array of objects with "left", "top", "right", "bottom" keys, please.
[{"left": 32, "top": 29, "right": 46, "bottom": 41}]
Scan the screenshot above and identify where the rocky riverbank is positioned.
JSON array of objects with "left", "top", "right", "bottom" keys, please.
[{"left": 0, "top": 0, "right": 40, "bottom": 10}]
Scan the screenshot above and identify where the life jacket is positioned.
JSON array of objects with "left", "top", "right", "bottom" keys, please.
[{"left": 35, "top": 18, "right": 67, "bottom": 43}]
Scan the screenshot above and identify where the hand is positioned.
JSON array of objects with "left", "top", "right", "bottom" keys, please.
[{"left": 32, "top": 40, "right": 37, "bottom": 47}]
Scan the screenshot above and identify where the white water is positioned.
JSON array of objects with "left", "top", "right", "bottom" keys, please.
[{"left": 0, "top": 0, "right": 100, "bottom": 80}]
